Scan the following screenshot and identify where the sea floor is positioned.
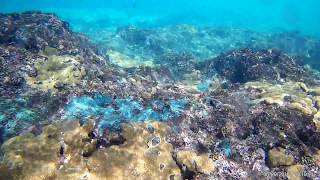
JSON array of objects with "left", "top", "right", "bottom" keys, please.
[{"left": 0, "top": 11, "right": 320, "bottom": 180}]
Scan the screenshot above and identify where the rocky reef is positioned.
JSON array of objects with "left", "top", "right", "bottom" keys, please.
[
  {"left": 1, "top": 11, "right": 320, "bottom": 180},
  {"left": 93, "top": 24, "right": 320, "bottom": 70},
  {"left": 208, "top": 49, "right": 313, "bottom": 83}
]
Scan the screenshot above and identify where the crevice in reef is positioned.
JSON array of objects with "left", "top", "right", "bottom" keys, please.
[{"left": 172, "top": 153, "right": 196, "bottom": 180}]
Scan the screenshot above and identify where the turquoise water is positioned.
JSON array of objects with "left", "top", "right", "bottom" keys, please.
[
  {"left": 64, "top": 94, "right": 187, "bottom": 133},
  {"left": 1, "top": 0, "right": 320, "bottom": 36}
]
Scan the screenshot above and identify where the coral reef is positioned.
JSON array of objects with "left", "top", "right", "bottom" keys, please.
[
  {"left": 0, "top": 46, "right": 40, "bottom": 97},
  {"left": 1, "top": 11, "right": 320, "bottom": 180},
  {"left": 0, "top": 11, "right": 112, "bottom": 139},
  {"left": 166, "top": 80, "right": 320, "bottom": 178},
  {"left": 0, "top": 96, "right": 42, "bottom": 139},
  {"left": 94, "top": 25, "right": 320, "bottom": 70},
  {"left": 0, "top": 11, "right": 110, "bottom": 97},
  {"left": 245, "top": 81, "right": 320, "bottom": 133},
  {"left": 0, "top": 121, "right": 181, "bottom": 180}
]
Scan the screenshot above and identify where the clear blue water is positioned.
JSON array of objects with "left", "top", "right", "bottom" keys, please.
[{"left": 1, "top": 0, "right": 320, "bottom": 37}]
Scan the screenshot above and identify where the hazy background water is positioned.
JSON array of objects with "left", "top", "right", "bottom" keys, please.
[{"left": 1, "top": 0, "right": 319, "bottom": 37}]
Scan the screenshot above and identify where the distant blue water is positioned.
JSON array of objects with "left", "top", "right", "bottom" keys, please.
[{"left": 0, "top": 0, "right": 319, "bottom": 37}]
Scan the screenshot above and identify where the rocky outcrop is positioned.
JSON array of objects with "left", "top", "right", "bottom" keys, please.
[{"left": 200, "top": 49, "right": 315, "bottom": 83}]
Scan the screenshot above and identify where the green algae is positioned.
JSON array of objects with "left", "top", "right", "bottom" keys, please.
[
  {"left": 16, "top": 109, "right": 37, "bottom": 122},
  {"left": 0, "top": 114, "right": 5, "bottom": 123}
]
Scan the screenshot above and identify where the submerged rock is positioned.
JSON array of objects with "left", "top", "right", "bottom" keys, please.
[
  {"left": 0, "top": 11, "right": 96, "bottom": 54},
  {"left": 117, "top": 26, "right": 152, "bottom": 46},
  {"left": 201, "top": 49, "right": 314, "bottom": 83}
]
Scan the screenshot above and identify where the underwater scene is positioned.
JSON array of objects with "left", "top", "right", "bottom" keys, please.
[{"left": 1, "top": 0, "right": 320, "bottom": 179}]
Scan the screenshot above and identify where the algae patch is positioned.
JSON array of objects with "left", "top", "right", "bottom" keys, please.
[
  {"left": 26, "top": 54, "right": 86, "bottom": 92},
  {"left": 108, "top": 50, "right": 154, "bottom": 68}
]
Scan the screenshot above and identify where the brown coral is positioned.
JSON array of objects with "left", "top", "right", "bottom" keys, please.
[
  {"left": 0, "top": 125, "right": 61, "bottom": 180},
  {"left": 176, "top": 150, "right": 215, "bottom": 175},
  {"left": 245, "top": 81, "right": 318, "bottom": 116},
  {"left": 268, "top": 147, "right": 295, "bottom": 167},
  {"left": 0, "top": 121, "right": 181, "bottom": 180},
  {"left": 84, "top": 121, "right": 181, "bottom": 180},
  {"left": 287, "top": 164, "right": 304, "bottom": 180}
]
